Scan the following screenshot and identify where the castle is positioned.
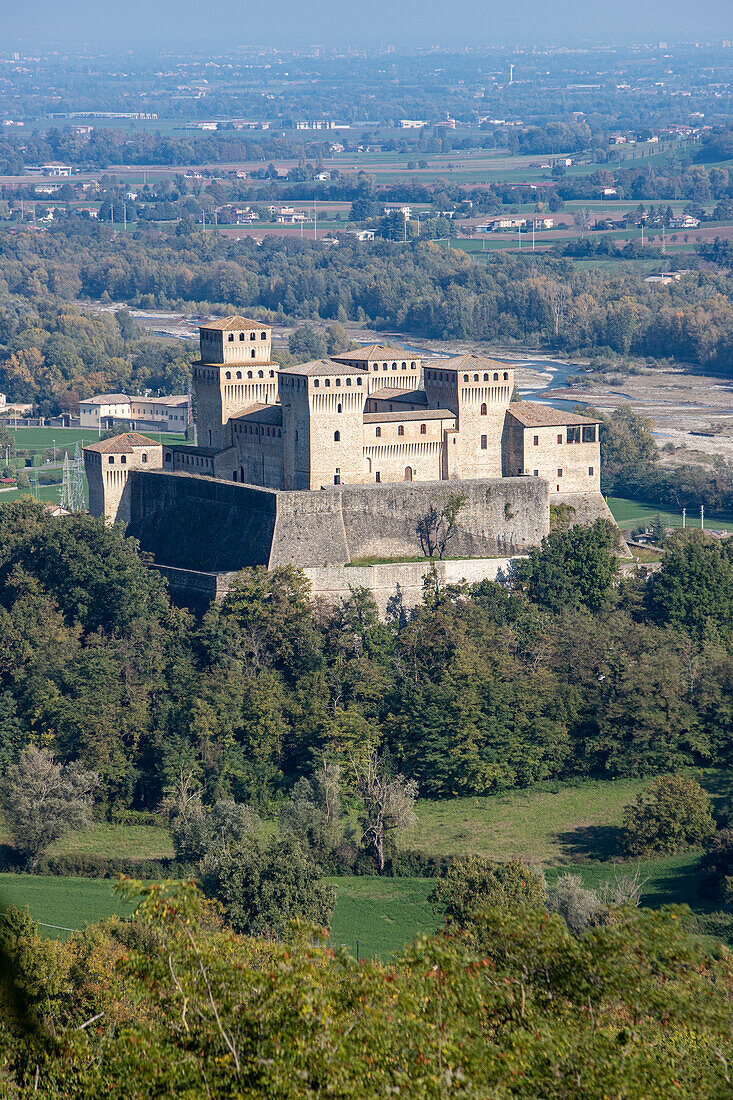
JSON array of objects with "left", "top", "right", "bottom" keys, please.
[{"left": 84, "top": 316, "right": 608, "bottom": 611}]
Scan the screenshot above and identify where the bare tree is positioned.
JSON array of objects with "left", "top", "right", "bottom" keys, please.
[
  {"left": 548, "top": 281, "right": 569, "bottom": 337},
  {"left": 416, "top": 492, "right": 466, "bottom": 559},
  {"left": 573, "top": 207, "right": 593, "bottom": 234},
  {"left": 352, "top": 750, "right": 418, "bottom": 873}
]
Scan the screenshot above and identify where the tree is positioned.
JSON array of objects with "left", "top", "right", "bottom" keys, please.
[
  {"left": 202, "top": 835, "right": 335, "bottom": 935},
  {"left": 513, "top": 518, "right": 619, "bottom": 613},
  {"left": 646, "top": 532, "right": 733, "bottom": 639},
  {"left": 280, "top": 757, "right": 346, "bottom": 862},
  {"left": 0, "top": 747, "right": 98, "bottom": 866},
  {"left": 623, "top": 774, "right": 715, "bottom": 857},
  {"left": 416, "top": 492, "right": 466, "bottom": 559},
  {"left": 352, "top": 750, "right": 417, "bottom": 872},
  {"left": 430, "top": 857, "right": 547, "bottom": 927},
  {"left": 288, "top": 323, "right": 327, "bottom": 362},
  {"left": 545, "top": 874, "right": 607, "bottom": 935}
]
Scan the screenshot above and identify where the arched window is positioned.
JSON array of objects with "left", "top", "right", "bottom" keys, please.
[
  {"left": 261, "top": 331, "right": 267, "bottom": 340},
  {"left": 334, "top": 430, "right": 340, "bottom": 441},
  {"left": 474, "top": 374, "right": 479, "bottom": 381},
  {"left": 503, "top": 372, "right": 509, "bottom": 380},
  {"left": 410, "top": 361, "right": 416, "bottom": 368},
  {"left": 463, "top": 374, "right": 468, "bottom": 382},
  {"left": 314, "top": 379, "right": 319, "bottom": 387},
  {"left": 236, "top": 371, "right": 242, "bottom": 379},
  {"left": 398, "top": 425, "right": 404, "bottom": 436},
  {"left": 404, "top": 467, "right": 413, "bottom": 481},
  {"left": 420, "top": 424, "right": 426, "bottom": 434},
  {"left": 401, "top": 361, "right": 407, "bottom": 369},
  {"left": 239, "top": 332, "right": 245, "bottom": 341},
  {"left": 480, "top": 435, "right": 487, "bottom": 450},
  {"left": 493, "top": 372, "right": 499, "bottom": 381},
  {"left": 392, "top": 362, "right": 397, "bottom": 370},
  {"left": 250, "top": 332, "right": 256, "bottom": 341},
  {"left": 483, "top": 373, "right": 489, "bottom": 381},
  {"left": 247, "top": 371, "right": 253, "bottom": 379},
  {"left": 346, "top": 377, "right": 352, "bottom": 386},
  {"left": 225, "top": 371, "right": 231, "bottom": 379},
  {"left": 480, "top": 403, "right": 487, "bottom": 415},
  {"left": 337, "top": 403, "right": 342, "bottom": 413},
  {"left": 251, "top": 349, "right": 256, "bottom": 358},
  {"left": 258, "top": 371, "right": 263, "bottom": 378},
  {"left": 375, "top": 426, "right": 381, "bottom": 437},
  {"left": 228, "top": 333, "right": 234, "bottom": 342},
  {"left": 239, "top": 466, "right": 244, "bottom": 481}
]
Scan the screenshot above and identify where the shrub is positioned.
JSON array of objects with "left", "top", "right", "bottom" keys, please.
[
  {"left": 622, "top": 775, "right": 715, "bottom": 857},
  {"left": 430, "top": 857, "right": 546, "bottom": 927},
  {"left": 546, "top": 875, "right": 607, "bottom": 935},
  {"left": 699, "top": 829, "right": 733, "bottom": 906},
  {"left": 201, "top": 835, "right": 336, "bottom": 936}
]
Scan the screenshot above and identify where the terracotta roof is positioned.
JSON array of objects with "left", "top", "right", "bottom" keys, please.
[
  {"left": 333, "top": 344, "right": 415, "bottom": 362},
  {"left": 281, "top": 358, "right": 366, "bottom": 378},
  {"left": 363, "top": 409, "right": 456, "bottom": 424},
  {"left": 506, "top": 402, "right": 599, "bottom": 428},
  {"left": 231, "top": 403, "right": 283, "bottom": 425},
  {"left": 368, "top": 387, "right": 428, "bottom": 405},
  {"left": 84, "top": 432, "right": 161, "bottom": 454},
  {"left": 200, "top": 315, "right": 269, "bottom": 331},
  {"left": 428, "top": 353, "right": 513, "bottom": 373}
]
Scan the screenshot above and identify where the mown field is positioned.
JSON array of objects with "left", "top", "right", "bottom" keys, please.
[
  {"left": 2, "top": 772, "right": 729, "bottom": 958},
  {"left": 607, "top": 495, "right": 733, "bottom": 531}
]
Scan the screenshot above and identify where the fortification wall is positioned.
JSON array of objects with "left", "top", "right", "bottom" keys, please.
[
  {"left": 304, "top": 557, "right": 518, "bottom": 617},
  {"left": 127, "top": 471, "right": 276, "bottom": 572},
  {"left": 127, "top": 471, "right": 550, "bottom": 573}
]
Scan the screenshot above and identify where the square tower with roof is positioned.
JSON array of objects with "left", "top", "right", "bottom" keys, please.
[{"left": 193, "top": 316, "right": 278, "bottom": 449}]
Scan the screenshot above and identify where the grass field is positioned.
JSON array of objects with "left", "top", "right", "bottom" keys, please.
[
  {"left": 328, "top": 877, "right": 438, "bottom": 959},
  {"left": 6, "top": 426, "right": 187, "bottom": 455},
  {"left": 606, "top": 495, "right": 733, "bottom": 531}
]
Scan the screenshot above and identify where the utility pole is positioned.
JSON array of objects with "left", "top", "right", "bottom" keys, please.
[
  {"left": 314, "top": 197, "right": 318, "bottom": 241},
  {"left": 123, "top": 203, "right": 126, "bottom": 232},
  {"left": 700, "top": 504, "right": 704, "bottom": 531},
  {"left": 532, "top": 221, "right": 535, "bottom": 251},
  {"left": 682, "top": 507, "right": 686, "bottom": 528},
  {"left": 518, "top": 223, "right": 521, "bottom": 251}
]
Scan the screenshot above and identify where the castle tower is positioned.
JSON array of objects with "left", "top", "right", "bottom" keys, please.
[
  {"left": 84, "top": 432, "right": 162, "bottom": 525},
  {"left": 193, "top": 316, "right": 278, "bottom": 450},
  {"left": 424, "top": 354, "right": 513, "bottom": 479},
  {"left": 280, "top": 359, "right": 366, "bottom": 490}
]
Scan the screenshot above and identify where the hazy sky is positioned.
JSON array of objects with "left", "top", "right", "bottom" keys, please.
[{"left": 6, "top": 0, "right": 733, "bottom": 50}]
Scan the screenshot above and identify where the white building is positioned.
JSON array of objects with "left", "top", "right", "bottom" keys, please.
[{"left": 79, "top": 393, "right": 190, "bottom": 432}]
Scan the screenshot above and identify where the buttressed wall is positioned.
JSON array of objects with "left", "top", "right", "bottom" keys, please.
[{"left": 127, "top": 470, "right": 550, "bottom": 572}]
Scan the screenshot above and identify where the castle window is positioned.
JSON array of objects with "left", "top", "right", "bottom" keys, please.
[
  {"left": 589, "top": 467, "right": 594, "bottom": 476},
  {"left": 503, "top": 372, "right": 509, "bottom": 380},
  {"left": 258, "top": 371, "right": 264, "bottom": 378},
  {"left": 567, "top": 426, "right": 581, "bottom": 443},
  {"left": 295, "top": 430, "right": 299, "bottom": 442},
  {"left": 325, "top": 379, "right": 330, "bottom": 387},
  {"left": 108, "top": 456, "right": 114, "bottom": 464},
  {"left": 420, "top": 424, "right": 426, "bottom": 434},
  {"left": 261, "top": 331, "right": 267, "bottom": 340},
  {"left": 337, "top": 403, "right": 342, "bottom": 413},
  {"left": 334, "top": 431, "right": 340, "bottom": 441},
  {"left": 251, "top": 349, "right": 256, "bottom": 358},
  {"left": 533, "top": 469, "right": 539, "bottom": 476},
  {"left": 474, "top": 374, "right": 479, "bottom": 382},
  {"left": 401, "top": 362, "right": 407, "bottom": 369},
  {"left": 239, "top": 332, "right": 245, "bottom": 341},
  {"left": 247, "top": 371, "right": 253, "bottom": 379},
  {"left": 336, "top": 378, "right": 341, "bottom": 387},
  {"left": 398, "top": 425, "right": 404, "bottom": 436},
  {"left": 357, "top": 378, "right": 362, "bottom": 386},
  {"left": 346, "top": 378, "right": 352, "bottom": 386},
  {"left": 480, "top": 403, "right": 487, "bottom": 415},
  {"left": 142, "top": 454, "right": 147, "bottom": 463},
  {"left": 228, "top": 333, "right": 234, "bottom": 342},
  {"left": 557, "top": 468, "right": 563, "bottom": 477},
  {"left": 483, "top": 373, "right": 488, "bottom": 381},
  {"left": 582, "top": 425, "right": 596, "bottom": 442},
  {"left": 250, "top": 332, "right": 255, "bottom": 340},
  {"left": 236, "top": 371, "right": 242, "bottom": 379},
  {"left": 557, "top": 434, "right": 562, "bottom": 445},
  {"left": 463, "top": 374, "right": 468, "bottom": 382},
  {"left": 480, "top": 435, "right": 487, "bottom": 449},
  {"left": 375, "top": 471, "right": 381, "bottom": 482},
  {"left": 270, "top": 370, "right": 274, "bottom": 377},
  {"left": 375, "top": 427, "right": 381, "bottom": 437},
  {"left": 226, "top": 371, "right": 231, "bottom": 379},
  {"left": 533, "top": 435, "right": 539, "bottom": 446},
  {"left": 383, "top": 364, "right": 388, "bottom": 371},
  {"left": 493, "top": 372, "right": 499, "bottom": 381},
  {"left": 411, "top": 361, "right": 415, "bottom": 368},
  {"left": 372, "top": 364, "right": 378, "bottom": 371},
  {"left": 334, "top": 469, "right": 341, "bottom": 485},
  {"left": 314, "top": 379, "right": 319, "bottom": 387},
  {"left": 121, "top": 455, "right": 126, "bottom": 464}
]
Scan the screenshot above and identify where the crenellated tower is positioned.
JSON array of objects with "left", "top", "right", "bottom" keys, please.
[{"left": 192, "top": 316, "right": 278, "bottom": 449}]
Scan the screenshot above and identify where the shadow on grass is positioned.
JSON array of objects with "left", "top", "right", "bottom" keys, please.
[{"left": 556, "top": 824, "right": 624, "bottom": 862}]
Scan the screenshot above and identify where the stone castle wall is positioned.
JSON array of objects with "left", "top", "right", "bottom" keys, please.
[{"left": 127, "top": 470, "right": 550, "bottom": 573}]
